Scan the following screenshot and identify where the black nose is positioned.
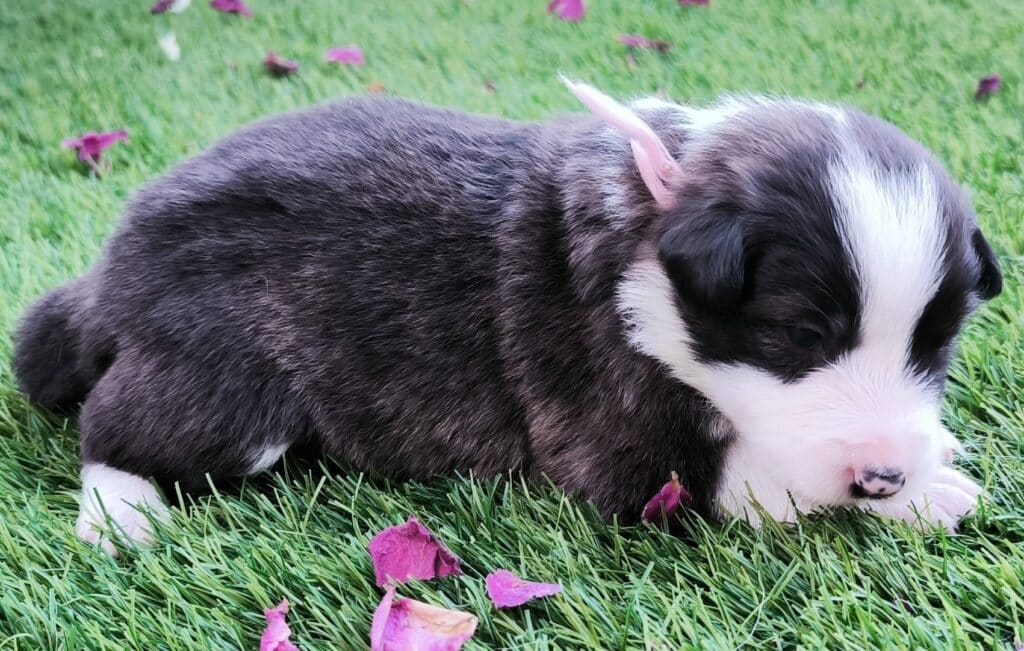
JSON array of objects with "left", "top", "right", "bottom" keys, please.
[{"left": 851, "top": 467, "right": 906, "bottom": 499}]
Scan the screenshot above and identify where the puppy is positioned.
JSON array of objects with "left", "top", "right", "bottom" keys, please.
[{"left": 14, "top": 80, "right": 1001, "bottom": 555}]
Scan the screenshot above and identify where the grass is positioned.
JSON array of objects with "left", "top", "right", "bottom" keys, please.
[{"left": 1, "top": 0, "right": 1023, "bottom": 648}]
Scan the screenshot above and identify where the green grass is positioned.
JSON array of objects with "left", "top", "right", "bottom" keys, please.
[{"left": 1, "top": 0, "right": 1023, "bottom": 648}]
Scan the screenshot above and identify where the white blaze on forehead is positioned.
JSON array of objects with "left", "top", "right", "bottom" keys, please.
[{"left": 830, "top": 151, "right": 945, "bottom": 371}]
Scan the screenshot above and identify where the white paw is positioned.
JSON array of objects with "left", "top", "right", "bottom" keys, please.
[
  {"left": 867, "top": 466, "right": 982, "bottom": 534},
  {"left": 76, "top": 464, "right": 170, "bottom": 557}
]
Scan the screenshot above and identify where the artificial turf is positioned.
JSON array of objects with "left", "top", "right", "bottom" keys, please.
[{"left": 1, "top": 0, "right": 1023, "bottom": 648}]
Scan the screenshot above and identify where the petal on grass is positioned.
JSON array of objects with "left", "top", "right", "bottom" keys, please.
[
  {"left": 547, "top": 0, "right": 585, "bottom": 22},
  {"left": 325, "top": 46, "right": 365, "bottom": 66},
  {"left": 264, "top": 52, "right": 298, "bottom": 76},
  {"left": 679, "top": 0, "right": 709, "bottom": 5},
  {"left": 260, "top": 600, "right": 300, "bottom": 651},
  {"left": 370, "top": 586, "right": 477, "bottom": 651},
  {"left": 158, "top": 32, "right": 180, "bottom": 61},
  {"left": 368, "top": 517, "right": 461, "bottom": 588},
  {"left": 617, "top": 35, "right": 671, "bottom": 53},
  {"left": 210, "top": 0, "right": 252, "bottom": 18},
  {"left": 62, "top": 130, "right": 128, "bottom": 164},
  {"left": 974, "top": 74, "right": 1001, "bottom": 100},
  {"left": 641, "top": 470, "right": 692, "bottom": 523},
  {"left": 152, "top": 0, "right": 190, "bottom": 13},
  {"left": 151, "top": 0, "right": 174, "bottom": 14},
  {"left": 485, "top": 570, "right": 562, "bottom": 609}
]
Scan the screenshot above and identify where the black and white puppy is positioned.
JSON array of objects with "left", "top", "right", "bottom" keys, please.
[{"left": 14, "top": 80, "right": 1001, "bottom": 555}]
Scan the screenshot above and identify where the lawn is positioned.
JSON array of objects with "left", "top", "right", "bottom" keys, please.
[{"left": 1, "top": 0, "right": 1023, "bottom": 648}]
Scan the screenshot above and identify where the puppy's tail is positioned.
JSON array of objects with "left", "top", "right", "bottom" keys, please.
[{"left": 13, "top": 273, "right": 113, "bottom": 411}]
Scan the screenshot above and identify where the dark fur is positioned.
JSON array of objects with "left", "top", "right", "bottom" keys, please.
[
  {"left": 13, "top": 96, "right": 1000, "bottom": 522},
  {"left": 14, "top": 98, "right": 728, "bottom": 519}
]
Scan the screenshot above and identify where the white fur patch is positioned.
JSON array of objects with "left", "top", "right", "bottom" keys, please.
[
  {"left": 76, "top": 463, "right": 169, "bottom": 557},
  {"left": 248, "top": 442, "right": 289, "bottom": 474}
]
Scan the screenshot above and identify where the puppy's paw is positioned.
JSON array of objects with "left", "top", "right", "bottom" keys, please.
[
  {"left": 76, "top": 464, "right": 169, "bottom": 557},
  {"left": 868, "top": 466, "right": 982, "bottom": 534}
]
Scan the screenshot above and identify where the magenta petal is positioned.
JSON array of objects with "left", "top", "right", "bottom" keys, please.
[
  {"left": 61, "top": 130, "right": 127, "bottom": 164},
  {"left": 151, "top": 0, "right": 174, "bottom": 14},
  {"left": 325, "top": 46, "right": 365, "bottom": 66},
  {"left": 264, "top": 52, "right": 298, "bottom": 76},
  {"left": 617, "top": 35, "right": 646, "bottom": 48},
  {"left": 210, "top": 0, "right": 251, "bottom": 17},
  {"left": 616, "top": 34, "right": 670, "bottom": 53},
  {"left": 547, "top": 0, "right": 585, "bottom": 22},
  {"left": 368, "top": 517, "right": 462, "bottom": 588},
  {"left": 641, "top": 471, "right": 692, "bottom": 523},
  {"left": 370, "top": 587, "right": 477, "bottom": 651},
  {"left": 486, "top": 570, "right": 563, "bottom": 609},
  {"left": 260, "top": 600, "right": 300, "bottom": 651},
  {"left": 974, "top": 74, "right": 1001, "bottom": 100}
]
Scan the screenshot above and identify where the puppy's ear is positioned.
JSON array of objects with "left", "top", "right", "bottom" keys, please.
[
  {"left": 562, "top": 77, "right": 682, "bottom": 210},
  {"left": 658, "top": 214, "right": 746, "bottom": 313},
  {"left": 971, "top": 228, "right": 1002, "bottom": 300}
]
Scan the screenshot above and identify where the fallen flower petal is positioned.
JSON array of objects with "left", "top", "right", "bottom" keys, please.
[
  {"left": 369, "top": 517, "right": 461, "bottom": 588},
  {"left": 366, "top": 81, "right": 387, "bottom": 94},
  {"left": 679, "top": 0, "right": 709, "bottom": 5},
  {"left": 974, "top": 74, "right": 1001, "bottom": 100},
  {"left": 260, "top": 600, "right": 300, "bottom": 651},
  {"left": 264, "top": 52, "right": 298, "bottom": 76},
  {"left": 151, "top": 0, "right": 190, "bottom": 14},
  {"left": 61, "top": 130, "right": 128, "bottom": 164},
  {"left": 641, "top": 470, "right": 692, "bottom": 522},
  {"left": 370, "top": 586, "right": 477, "bottom": 651},
  {"left": 325, "top": 46, "right": 365, "bottom": 66},
  {"left": 486, "top": 570, "right": 562, "bottom": 609},
  {"left": 210, "top": 0, "right": 252, "bottom": 18},
  {"left": 547, "top": 0, "right": 585, "bottom": 22},
  {"left": 617, "top": 34, "right": 671, "bottom": 53},
  {"left": 158, "top": 32, "right": 180, "bottom": 61}
]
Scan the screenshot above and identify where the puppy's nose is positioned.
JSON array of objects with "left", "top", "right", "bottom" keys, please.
[{"left": 852, "top": 467, "right": 905, "bottom": 499}]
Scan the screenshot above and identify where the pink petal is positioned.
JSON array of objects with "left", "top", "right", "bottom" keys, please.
[
  {"left": 368, "top": 517, "right": 461, "bottom": 588},
  {"left": 210, "top": 0, "right": 252, "bottom": 18},
  {"left": 151, "top": 0, "right": 174, "bottom": 14},
  {"left": 616, "top": 34, "right": 671, "bottom": 53},
  {"left": 641, "top": 470, "right": 692, "bottom": 523},
  {"left": 485, "top": 570, "right": 562, "bottom": 609},
  {"left": 260, "top": 600, "right": 300, "bottom": 651},
  {"left": 264, "top": 52, "right": 298, "bottom": 76},
  {"left": 547, "top": 0, "right": 585, "bottom": 22},
  {"left": 61, "top": 130, "right": 128, "bottom": 163},
  {"left": 325, "top": 46, "right": 365, "bottom": 66},
  {"left": 370, "top": 586, "right": 477, "bottom": 651},
  {"left": 975, "top": 74, "right": 1001, "bottom": 100}
]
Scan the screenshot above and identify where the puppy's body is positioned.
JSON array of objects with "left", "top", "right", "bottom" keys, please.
[{"left": 14, "top": 87, "right": 1000, "bottom": 552}]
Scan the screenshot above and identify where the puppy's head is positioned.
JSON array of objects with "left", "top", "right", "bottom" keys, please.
[{"left": 568, "top": 81, "right": 1001, "bottom": 509}]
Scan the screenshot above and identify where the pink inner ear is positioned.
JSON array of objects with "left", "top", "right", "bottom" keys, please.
[
  {"left": 631, "top": 140, "right": 675, "bottom": 209},
  {"left": 562, "top": 78, "right": 681, "bottom": 209}
]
